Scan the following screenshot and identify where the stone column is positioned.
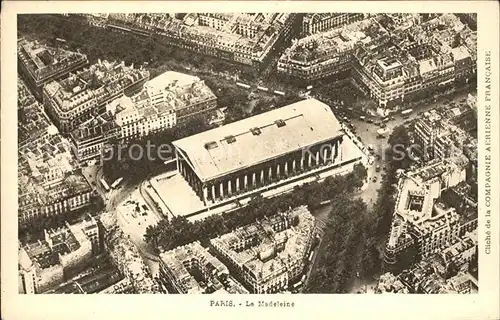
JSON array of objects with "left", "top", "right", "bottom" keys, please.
[
  {"left": 284, "top": 162, "right": 288, "bottom": 175},
  {"left": 301, "top": 156, "right": 305, "bottom": 170},
  {"left": 260, "top": 170, "right": 264, "bottom": 185},
  {"left": 292, "top": 159, "right": 296, "bottom": 172},
  {"left": 315, "top": 151, "right": 320, "bottom": 166},
  {"left": 338, "top": 142, "right": 342, "bottom": 162},
  {"left": 331, "top": 143, "right": 336, "bottom": 163},
  {"left": 211, "top": 185, "right": 216, "bottom": 202},
  {"left": 276, "top": 164, "right": 280, "bottom": 178},
  {"left": 308, "top": 152, "right": 312, "bottom": 167},
  {"left": 323, "top": 148, "right": 328, "bottom": 165},
  {"left": 220, "top": 183, "right": 224, "bottom": 199},
  {"left": 268, "top": 167, "right": 273, "bottom": 182},
  {"left": 252, "top": 172, "right": 256, "bottom": 186},
  {"left": 228, "top": 179, "right": 232, "bottom": 195},
  {"left": 236, "top": 177, "right": 240, "bottom": 192},
  {"left": 203, "top": 187, "right": 208, "bottom": 203},
  {"left": 244, "top": 175, "right": 248, "bottom": 189}
]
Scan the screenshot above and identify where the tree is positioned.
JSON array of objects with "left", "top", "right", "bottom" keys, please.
[
  {"left": 144, "top": 224, "right": 160, "bottom": 248},
  {"left": 353, "top": 163, "right": 368, "bottom": 183}
]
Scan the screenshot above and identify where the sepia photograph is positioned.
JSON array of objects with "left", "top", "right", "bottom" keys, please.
[
  {"left": 15, "top": 11, "right": 481, "bottom": 295},
  {"left": 1, "top": 1, "right": 499, "bottom": 319}
]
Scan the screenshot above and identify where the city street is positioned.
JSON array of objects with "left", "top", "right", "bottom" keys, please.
[{"left": 346, "top": 89, "right": 474, "bottom": 208}]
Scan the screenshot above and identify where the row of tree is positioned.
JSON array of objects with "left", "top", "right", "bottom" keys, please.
[
  {"left": 144, "top": 163, "right": 368, "bottom": 252},
  {"left": 357, "top": 125, "right": 414, "bottom": 279},
  {"left": 18, "top": 15, "right": 258, "bottom": 82},
  {"left": 306, "top": 125, "right": 413, "bottom": 293},
  {"left": 304, "top": 195, "right": 367, "bottom": 293}
]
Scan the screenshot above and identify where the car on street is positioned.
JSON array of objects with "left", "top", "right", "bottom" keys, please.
[
  {"left": 372, "top": 177, "right": 378, "bottom": 182},
  {"left": 376, "top": 165, "right": 381, "bottom": 172}
]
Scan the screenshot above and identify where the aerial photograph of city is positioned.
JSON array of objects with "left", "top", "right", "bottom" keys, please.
[{"left": 17, "top": 12, "right": 478, "bottom": 294}]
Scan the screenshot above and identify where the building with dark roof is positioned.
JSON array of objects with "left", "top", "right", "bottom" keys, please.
[{"left": 17, "top": 39, "right": 88, "bottom": 100}]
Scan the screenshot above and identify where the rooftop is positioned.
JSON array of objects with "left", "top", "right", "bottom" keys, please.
[
  {"left": 70, "top": 112, "right": 119, "bottom": 143},
  {"left": 349, "top": 13, "right": 475, "bottom": 83},
  {"left": 281, "top": 18, "right": 377, "bottom": 63},
  {"left": 105, "top": 227, "right": 160, "bottom": 293},
  {"left": 139, "top": 71, "right": 216, "bottom": 112},
  {"left": 44, "top": 60, "right": 149, "bottom": 112},
  {"left": 18, "top": 80, "right": 52, "bottom": 147},
  {"left": 21, "top": 218, "right": 96, "bottom": 272},
  {"left": 376, "top": 272, "right": 410, "bottom": 293},
  {"left": 108, "top": 13, "right": 291, "bottom": 60},
  {"left": 18, "top": 39, "right": 88, "bottom": 83},
  {"left": 389, "top": 158, "right": 467, "bottom": 245},
  {"left": 210, "top": 206, "right": 314, "bottom": 283},
  {"left": 19, "top": 168, "right": 92, "bottom": 209},
  {"left": 160, "top": 241, "right": 247, "bottom": 294},
  {"left": 173, "top": 99, "right": 343, "bottom": 181}
]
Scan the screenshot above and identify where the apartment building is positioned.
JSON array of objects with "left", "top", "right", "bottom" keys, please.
[
  {"left": 210, "top": 206, "right": 315, "bottom": 293},
  {"left": 140, "top": 71, "right": 217, "bottom": 123},
  {"left": 19, "top": 215, "right": 99, "bottom": 293},
  {"left": 278, "top": 18, "right": 377, "bottom": 83},
  {"left": 384, "top": 156, "right": 471, "bottom": 272},
  {"left": 69, "top": 112, "right": 120, "bottom": 161},
  {"left": 18, "top": 131, "right": 94, "bottom": 229},
  {"left": 17, "top": 38, "right": 88, "bottom": 100},
  {"left": 279, "top": 14, "right": 476, "bottom": 108},
  {"left": 159, "top": 241, "right": 248, "bottom": 294},
  {"left": 42, "top": 60, "right": 149, "bottom": 134},
  {"left": 102, "top": 221, "right": 161, "bottom": 293},
  {"left": 301, "top": 13, "right": 365, "bottom": 36},
  {"left": 18, "top": 79, "right": 56, "bottom": 149},
  {"left": 107, "top": 13, "right": 297, "bottom": 70},
  {"left": 414, "top": 110, "right": 446, "bottom": 160}
]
